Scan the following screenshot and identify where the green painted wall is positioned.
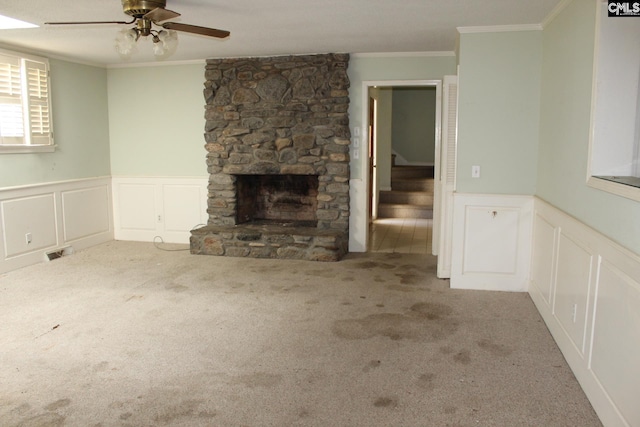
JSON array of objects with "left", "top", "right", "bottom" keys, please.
[
  {"left": 392, "top": 87, "right": 436, "bottom": 164},
  {"left": 456, "top": 30, "right": 542, "bottom": 195},
  {"left": 107, "top": 63, "right": 207, "bottom": 177},
  {"left": 0, "top": 59, "right": 111, "bottom": 188},
  {"left": 537, "top": 0, "right": 640, "bottom": 254},
  {"left": 348, "top": 54, "right": 457, "bottom": 180}
]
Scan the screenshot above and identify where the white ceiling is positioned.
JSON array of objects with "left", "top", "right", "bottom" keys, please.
[{"left": 0, "top": 0, "right": 562, "bottom": 67}]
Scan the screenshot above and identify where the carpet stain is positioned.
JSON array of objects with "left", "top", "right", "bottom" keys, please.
[
  {"left": 93, "top": 361, "right": 109, "bottom": 372},
  {"left": 386, "top": 284, "right": 421, "bottom": 293},
  {"left": 362, "top": 359, "right": 382, "bottom": 373},
  {"left": 305, "top": 299, "right": 320, "bottom": 305},
  {"left": 342, "top": 276, "right": 355, "bottom": 282},
  {"left": 394, "top": 272, "right": 425, "bottom": 285},
  {"left": 453, "top": 350, "right": 472, "bottom": 365},
  {"left": 444, "top": 405, "right": 458, "bottom": 414},
  {"left": 353, "top": 261, "right": 396, "bottom": 270},
  {"left": 417, "top": 373, "right": 436, "bottom": 391},
  {"left": 125, "top": 294, "right": 144, "bottom": 302},
  {"left": 19, "top": 413, "right": 66, "bottom": 426},
  {"left": 332, "top": 302, "right": 457, "bottom": 341},
  {"left": 236, "top": 372, "right": 283, "bottom": 388},
  {"left": 45, "top": 399, "right": 71, "bottom": 411},
  {"left": 153, "top": 399, "right": 216, "bottom": 423},
  {"left": 477, "top": 339, "right": 513, "bottom": 357},
  {"left": 165, "top": 283, "right": 189, "bottom": 293},
  {"left": 373, "top": 275, "right": 387, "bottom": 283},
  {"left": 374, "top": 397, "right": 398, "bottom": 408}
]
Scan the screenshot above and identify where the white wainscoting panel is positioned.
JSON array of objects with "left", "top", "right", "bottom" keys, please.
[
  {"left": 112, "top": 177, "right": 208, "bottom": 244},
  {"left": 62, "top": 186, "right": 111, "bottom": 242},
  {"left": 0, "top": 177, "right": 113, "bottom": 273},
  {"left": 530, "top": 198, "right": 640, "bottom": 427},
  {"left": 2, "top": 194, "right": 57, "bottom": 258},
  {"left": 450, "top": 193, "right": 533, "bottom": 292}
]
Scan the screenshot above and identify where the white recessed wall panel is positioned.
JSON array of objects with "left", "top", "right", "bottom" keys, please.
[
  {"left": 451, "top": 194, "right": 532, "bottom": 292},
  {"left": 1, "top": 194, "right": 57, "bottom": 258},
  {"left": 62, "top": 186, "right": 111, "bottom": 242},
  {"left": 531, "top": 214, "right": 557, "bottom": 306},
  {"left": 112, "top": 177, "right": 208, "bottom": 244},
  {"left": 462, "top": 207, "right": 519, "bottom": 274},
  {"left": 590, "top": 261, "right": 640, "bottom": 425},
  {"left": 163, "top": 185, "right": 204, "bottom": 232},
  {"left": 554, "top": 233, "right": 592, "bottom": 354},
  {"left": 117, "top": 184, "right": 157, "bottom": 231}
]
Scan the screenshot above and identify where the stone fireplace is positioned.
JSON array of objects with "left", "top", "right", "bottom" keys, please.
[{"left": 190, "top": 54, "right": 351, "bottom": 261}]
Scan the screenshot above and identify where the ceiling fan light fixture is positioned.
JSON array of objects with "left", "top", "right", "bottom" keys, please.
[
  {"left": 114, "top": 28, "right": 139, "bottom": 57},
  {"left": 152, "top": 29, "right": 178, "bottom": 57}
]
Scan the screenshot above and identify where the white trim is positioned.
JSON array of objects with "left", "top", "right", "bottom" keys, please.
[
  {"left": 358, "top": 79, "right": 442, "bottom": 252},
  {"left": 457, "top": 24, "right": 543, "bottom": 34},
  {"left": 587, "top": 176, "right": 640, "bottom": 202},
  {"left": 0, "top": 144, "right": 56, "bottom": 154},
  {"left": 107, "top": 59, "right": 207, "bottom": 69},
  {"left": 0, "top": 175, "right": 111, "bottom": 192},
  {"left": 541, "top": 0, "right": 575, "bottom": 28},
  {"left": 351, "top": 51, "right": 456, "bottom": 58}
]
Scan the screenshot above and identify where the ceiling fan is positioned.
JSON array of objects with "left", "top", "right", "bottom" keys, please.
[{"left": 45, "top": 0, "right": 230, "bottom": 57}]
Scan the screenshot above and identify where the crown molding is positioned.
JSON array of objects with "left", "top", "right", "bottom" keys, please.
[
  {"left": 457, "top": 24, "right": 543, "bottom": 34},
  {"left": 542, "top": 0, "right": 574, "bottom": 28},
  {"left": 351, "top": 51, "right": 456, "bottom": 58}
]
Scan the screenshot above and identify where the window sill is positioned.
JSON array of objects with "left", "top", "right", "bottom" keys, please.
[
  {"left": 588, "top": 176, "right": 640, "bottom": 202},
  {"left": 0, "top": 145, "right": 56, "bottom": 154}
]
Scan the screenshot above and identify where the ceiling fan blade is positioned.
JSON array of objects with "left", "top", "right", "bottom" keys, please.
[
  {"left": 45, "top": 19, "right": 135, "bottom": 26},
  {"left": 162, "top": 22, "right": 230, "bottom": 39},
  {"left": 144, "top": 7, "right": 181, "bottom": 23}
]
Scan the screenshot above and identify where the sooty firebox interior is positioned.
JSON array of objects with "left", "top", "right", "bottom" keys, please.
[{"left": 236, "top": 175, "right": 319, "bottom": 227}]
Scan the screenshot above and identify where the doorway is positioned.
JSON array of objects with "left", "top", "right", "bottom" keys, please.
[{"left": 364, "top": 81, "right": 442, "bottom": 255}]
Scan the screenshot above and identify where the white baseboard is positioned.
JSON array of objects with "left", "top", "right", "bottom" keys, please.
[
  {"left": 530, "top": 198, "right": 640, "bottom": 427},
  {"left": 0, "top": 177, "right": 113, "bottom": 273},
  {"left": 450, "top": 193, "right": 533, "bottom": 292},
  {"left": 112, "top": 176, "right": 208, "bottom": 244}
]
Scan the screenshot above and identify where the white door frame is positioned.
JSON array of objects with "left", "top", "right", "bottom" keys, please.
[{"left": 361, "top": 79, "right": 442, "bottom": 252}]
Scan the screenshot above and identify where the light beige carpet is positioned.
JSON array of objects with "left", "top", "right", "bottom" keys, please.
[{"left": 0, "top": 241, "right": 601, "bottom": 426}]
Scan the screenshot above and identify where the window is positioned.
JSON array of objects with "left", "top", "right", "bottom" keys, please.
[{"left": 0, "top": 48, "right": 53, "bottom": 153}]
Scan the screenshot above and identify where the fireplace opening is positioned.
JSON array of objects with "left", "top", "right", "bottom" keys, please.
[{"left": 236, "top": 174, "right": 319, "bottom": 227}]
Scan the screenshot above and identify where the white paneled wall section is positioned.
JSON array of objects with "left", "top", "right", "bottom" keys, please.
[
  {"left": 530, "top": 198, "right": 640, "bottom": 427},
  {"left": 0, "top": 177, "right": 113, "bottom": 273},
  {"left": 112, "top": 177, "right": 208, "bottom": 244},
  {"left": 450, "top": 193, "right": 533, "bottom": 292}
]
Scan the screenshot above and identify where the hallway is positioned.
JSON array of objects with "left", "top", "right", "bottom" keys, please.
[{"left": 368, "top": 217, "right": 433, "bottom": 254}]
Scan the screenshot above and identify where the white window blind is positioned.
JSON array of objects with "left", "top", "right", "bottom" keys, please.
[{"left": 0, "top": 50, "right": 53, "bottom": 148}]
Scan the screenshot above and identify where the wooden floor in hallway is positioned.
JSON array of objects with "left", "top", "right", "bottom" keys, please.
[{"left": 368, "top": 218, "right": 433, "bottom": 254}]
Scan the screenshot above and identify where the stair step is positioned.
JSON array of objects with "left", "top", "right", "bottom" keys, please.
[
  {"left": 392, "top": 178, "right": 434, "bottom": 192},
  {"left": 391, "top": 165, "right": 434, "bottom": 179},
  {"left": 379, "top": 190, "right": 433, "bottom": 205},
  {"left": 378, "top": 203, "right": 433, "bottom": 219}
]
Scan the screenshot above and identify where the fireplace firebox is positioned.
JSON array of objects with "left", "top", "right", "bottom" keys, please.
[{"left": 236, "top": 174, "right": 319, "bottom": 226}]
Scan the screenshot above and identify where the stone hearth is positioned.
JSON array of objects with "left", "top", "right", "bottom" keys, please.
[{"left": 190, "top": 54, "right": 351, "bottom": 261}]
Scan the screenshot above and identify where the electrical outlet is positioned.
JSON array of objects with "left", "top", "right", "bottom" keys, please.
[
  {"left": 353, "top": 127, "right": 360, "bottom": 137},
  {"left": 157, "top": 215, "right": 162, "bottom": 222},
  {"left": 472, "top": 165, "right": 481, "bottom": 178},
  {"left": 25, "top": 233, "right": 32, "bottom": 244},
  {"left": 353, "top": 137, "right": 360, "bottom": 148},
  {"left": 353, "top": 149, "right": 359, "bottom": 159}
]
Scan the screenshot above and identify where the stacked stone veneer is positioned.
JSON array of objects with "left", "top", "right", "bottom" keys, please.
[{"left": 190, "top": 53, "right": 351, "bottom": 262}]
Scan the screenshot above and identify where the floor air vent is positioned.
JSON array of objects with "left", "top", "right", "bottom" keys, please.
[{"left": 45, "top": 246, "right": 74, "bottom": 261}]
